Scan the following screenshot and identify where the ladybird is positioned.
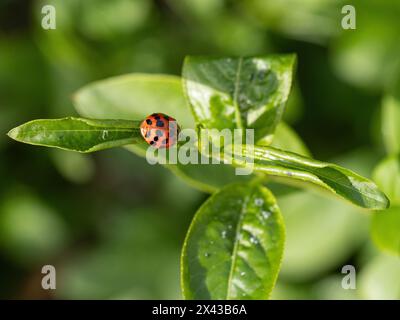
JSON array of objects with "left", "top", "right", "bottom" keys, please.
[{"left": 140, "top": 113, "right": 180, "bottom": 148}]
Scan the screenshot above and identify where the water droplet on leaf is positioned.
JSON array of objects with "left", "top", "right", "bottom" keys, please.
[
  {"left": 250, "top": 236, "right": 258, "bottom": 245},
  {"left": 261, "top": 210, "right": 271, "bottom": 220}
]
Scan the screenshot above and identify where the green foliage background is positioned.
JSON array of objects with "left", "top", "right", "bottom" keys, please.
[{"left": 0, "top": 0, "right": 399, "bottom": 299}]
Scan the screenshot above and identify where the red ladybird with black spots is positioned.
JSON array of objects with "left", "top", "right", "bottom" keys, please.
[{"left": 140, "top": 113, "right": 180, "bottom": 148}]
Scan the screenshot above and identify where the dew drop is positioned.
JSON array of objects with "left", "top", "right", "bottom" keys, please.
[
  {"left": 254, "top": 198, "right": 264, "bottom": 207},
  {"left": 250, "top": 236, "right": 258, "bottom": 245},
  {"left": 221, "top": 230, "right": 227, "bottom": 239},
  {"left": 204, "top": 252, "right": 210, "bottom": 258},
  {"left": 240, "top": 272, "right": 246, "bottom": 277},
  {"left": 102, "top": 130, "right": 109, "bottom": 140},
  {"left": 261, "top": 210, "right": 271, "bottom": 220}
]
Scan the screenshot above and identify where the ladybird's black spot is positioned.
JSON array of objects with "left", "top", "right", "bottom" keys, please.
[
  {"left": 146, "top": 119, "right": 152, "bottom": 125},
  {"left": 156, "top": 120, "right": 164, "bottom": 127},
  {"left": 154, "top": 115, "right": 161, "bottom": 120},
  {"left": 150, "top": 141, "right": 154, "bottom": 145},
  {"left": 154, "top": 136, "right": 159, "bottom": 141},
  {"left": 156, "top": 130, "right": 163, "bottom": 137}
]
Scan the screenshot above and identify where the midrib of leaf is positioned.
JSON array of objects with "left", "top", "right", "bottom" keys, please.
[
  {"left": 233, "top": 57, "right": 244, "bottom": 130},
  {"left": 226, "top": 186, "right": 250, "bottom": 299}
]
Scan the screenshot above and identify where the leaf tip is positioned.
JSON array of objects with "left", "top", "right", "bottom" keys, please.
[
  {"left": 381, "top": 194, "right": 391, "bottom": 210},
  {"left": 371, "top": 190, "right": 391, "bottom": 211},
  {"left": 7, "top": 127, "right": 19, "bottom": 141}
]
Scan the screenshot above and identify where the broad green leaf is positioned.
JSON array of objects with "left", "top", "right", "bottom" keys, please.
[
  {"left": 51, "top": 149, "right": 95, "bottom": 184},
  {"left": 183, "top": 54, "right": 296, "bottom": 143},
  {"left": 125, "top": 123, "right": 306, "bottom": 194},
  {"left": 181, "top": 182, "right": 285, "bottom": 299},
  {"left": 74, "top": 73, "right": 195, "bottom": 129},
  {"left": 124, "top": 144, "right": 251, "bottom": 194},
  {"left": 8, "top": 117, "right": 142, "bottom": 153},
  {"left": 278, "top": 190, "right": 368, "bottom": 281},
  {"left": 382, "top": 95, "right": 400, "bottom": 155},
  {"left": 79, "top": 0, "right": 151, "bottom": 40},
  {"left": 167, "top": 163, "right": 251, "bottom": 194},
  {"left": 359, "top": 254, "right": 400, "bottom": 299},
  {"left": 312, "top": 276, "right": 360, "bottom": 300},
  {"left": 0, "top": 188, "right": 68, "bottom": 265},
  {"left": 371, "top": 206, "right": 400, "bottom": 256},
  {"left": 243, "top": 0, "right": 341, "bottom": 43},
  {"left": 73, "top": 72, "right": 310, "bottom": 193},
  {"left": 74, "top": 73, "right": 255, "bottom": 192},
  {"left": 74, "top": 73, "right": 236, "bottom": 191},
  {"left": 269, "top": 122, "right": 311, "bottom": 157},
  {"left": 270, "top": 282, "right": 313, "bottom": 300},
  {"left": 228, "top": 145, "right": 389, "bottom": 209},
  {"left": 372, "top": 155, "right": 400, "bottom": 204},
  {"left": 331, "top": 0, "right": 400, "bottom": 90}
]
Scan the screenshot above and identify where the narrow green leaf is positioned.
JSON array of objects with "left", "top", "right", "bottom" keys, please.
[
  {"left": 371, "top": 206, "right": 400, "bottom": 256},
  {"left": 8, "top": 117, "right": 142, "bottom": 153},
  {"left": 228, "top": 145, "right": 389, "bottom": 209},
  {"left": 181, "top": 182, "right": 285, "bottom": 299},
  {"left": 372, "top": 155, "right": 400, "bottom": 205},
  {"left": 183, "top": 54, "right": 296, "bottom": 143}
]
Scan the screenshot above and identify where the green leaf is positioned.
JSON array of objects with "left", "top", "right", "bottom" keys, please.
[
  {"left": 74, "top": 73, "right": 253, "bottom": 192},
  {"left": 51, "top": 149, "right": 95, "bottom": 184},
  {"left": 269, "top": 122, "right": 311, "bottom": 157},
  {"left": 166, "top": 163, "right": 251, "bottom": 194},
  {"left": 382, "top": 95, "right": 400, "bottom": 155},
  {"left": 74, "top": 73, "right": 195, "bottom": 129},
  {"left": 278, "top": 190, "right": 368, "bottom": 281},
  {"left": 359, "top": 254, "right": 400, "bottom": 299},
  {"left": 8, "top": 117, "right": 142, "bottom": 153},
  {"left": 124, "top": 143, "right": 251, "bottom": 193},
  {"left": 181, "top": 182, "right": 285, "bottom": 299},
  {"left": 228, "top": 145, "right": 389, "bottom": 209},
  {"left": 371, "top": 206, "right": 400, "bottom": 256},
  {"left": 183, "top": 54, "right": 296, "bottom": 143},
  {"left": 0, "top": 187, "right": 69, "bottom": 265},
  {"left": 372, "top": 155, "right": 400, "bottom": 204}
]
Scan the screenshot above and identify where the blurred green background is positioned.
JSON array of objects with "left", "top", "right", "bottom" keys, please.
[{"left": 0, "top": 0, "right": 399, "bottom": 299}]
